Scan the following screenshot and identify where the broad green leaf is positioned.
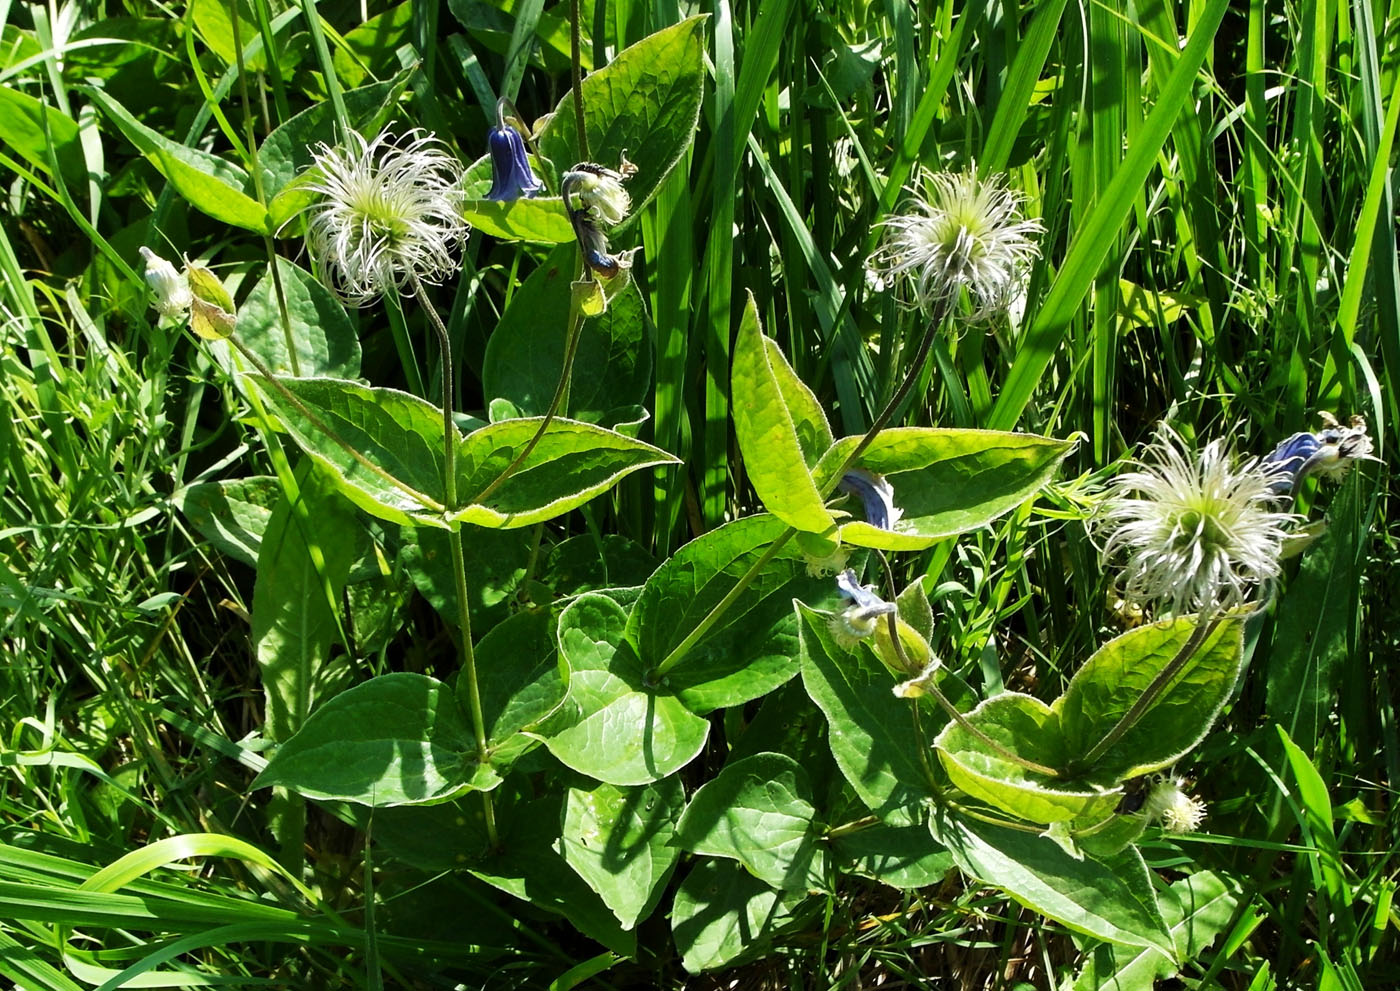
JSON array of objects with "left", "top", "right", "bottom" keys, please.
[
  {"left": 670, "top": 859, "right": 809, "bottom": 974},
  {"left": 469, "top": 794, "right": 635, "bottom": 956},
  {"left": 935, "top": 812, "right": 1175, "bottom": 959},
  {"left": 372, "top": 795, "right": 498, "bottom": 871},
  {"left": 677, "top": 753, "right": 827, "bottom": 892},
  {"left": 399, "top": 524, "right": 530, "bottom": 631},
  {"left": 766, "top": 341, "right": 834, "bottom": 468},
  {"left": 332, "top": 0, "right": 415, "bottom": 87},
  {"left": 630, "top": 516, "right": 836, "bottom": 712},
  {"left": 813, "top": 428, "right": 1074, "bottom": 550},
  {"left": 560, "top": 777, "right": 684, "bottom": 928},
  {"left": 463, "top": 197, "right": 575, "bottom": 242},
  {"left": 235, "top": 258, "right": 361, "bottom": 378},
  {"left": 172, "top": 476, "right": 281, "bottom": 566},
  {"left": 1056, "top": 615, "right": 1245, "bottom": 780},
  {"left": 535, "top": 16, "right": 707, "bottom": 220},
  {"left": 0, "top": 86, "right": 85, "bottom": 187},
  {"left": 254, "top": 673, "right": 476, "bottom": 806},
  {"left": 1117, "top": 279, "right": 1206, "bottom": 331},
  {"left": 85, "top": 87, "right": 269, "bottom": 232},
  {"left": 731, "top": 292, "right": 833, "bottom": 532},
  {"left": 1072, "top": 871, "right": 1241, "bottom": 991},
  {"left": 252, "top": 463, "right": 359, "bottom": 743},
  {"left": 833, "top": 822, "right": 953, "bottom": 889},
  {"left": 246, "top": 375, "right": 447, "bottom": 527},
  {"left": 258, "top": 75, "right": 410, "bottom": 200},
  {"left": 797, "top": 603, "right": 936, "bottom": 826},
  {"left": 935, "top": 693, "right": 1121, "bottom": 825},
  {"left": 482, "top": 243, "right": 653, "bottom": 428},
  {"left": 452, "top": 418, "right": 678, "bottom": 528},
  {"left": 542, "top": 533, "right": 658, "bottom": 597},
  {"left": 472, "top": 607, "right": 569, "bottom": 776},
  {"left": 545, "top": 593, "right": 708, "bottom": 785},
  {"left": 190, "top": 0, "right": 271, "bottom": 71}
]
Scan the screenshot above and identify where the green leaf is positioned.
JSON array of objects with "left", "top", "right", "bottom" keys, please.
[
  {"left": 469, "top": 794, "right": 636, "bottom": 957},
  {"left": 630, "top": 516, "right": 836, "bottom": 712},
  {"left": 935, "top": 694, "right": 1121, "bottom": 825},
  {"left": 85, "top": 87, "right": 269, "bottom": 232},
  {"left": 398, "top": 524, "right": 530, "bottom": 631},
  {"left": 797, "top": 603, "right": 936, "bottom": 826},
  {"left": 833, "top": 821, "right": 954, "bottom": 889},
  {"left": 544, "top": 593, "right": 709, "bottom": 785},
  {"left": 935, "top": 812, "right": 1175, "bottom": 959},
  {"left": 252, "top": 463, "right": 359, "bottom": 743},
  {"left": 372, "top": 796, "right": 498, "bottom": 871},
  {"left": 452, "top": 418, "right": 678, "bottom": 528},
  {"left": 246, "top": 375, "right": 447, "bottom": 527},
  {"left": 1072, "top": 871, "right": 1242, "bottom": 991},
  {"left": 473, "top": 607, "right": 570, "bottom": 777},
  {"left": 0, "top": 86, "right": 85, "bottom": 188},
  {"left": 670, "top": 859, "right": 809, "bottom": 974},
  {"left": 482, "top": 243, "right": 653, "bottom": 428},
  {"left": 560, "top": 776, "right": 684, "bottom": 928},
  {"left": 234, "top": 258, "right": 361, "bottom": 378},
  {"left": 677, "top": 753, "right": 827, "bottom": 892},
  {"left": 1056, "top": 615, "right": 1245, "bottom": 779},
  {"left": 172, "top": 476, "right": 281, "bottom": 566},
  {"left": 542, "top": 533, "right": 658, "bottom": 597},
  {"left": 813, "top": 428, "right": 1074, "bottom": 550},
  {"left": 765, "top": 338, "right": 833, "bottom": 468},
  {"left": 463, "top": 197, "right": 575, "bottom": 242},
  {"left": 731, "top": 292, "right": 834, "bottom": 532},
  {"left": 254, "top": 673, "right": 476, "bottom": 806},
  {"left": 258, "top": 75, "right": 410, "bottom": 200},
  {"left": 535, "top": 16, "right": 707, "bottom": 220}
]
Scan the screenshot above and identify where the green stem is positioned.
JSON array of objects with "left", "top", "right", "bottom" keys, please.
[
  {"left": 875, "top": 552, "right": 1061, "bottom": 779},
  {"left": 226, "top": 335, "right": 444, "bottom": 512},
  {"left": 471, "top": 265, "right": 588, "bottom": 506},
  {"left": 824, "top": 815, "right": 880, "bottom": 840},
  {"left": 1070, "top": 611, "right": 1221, "bottom": 775},
  {"left": 412, "top": 274, "right": 499, "bottom": 851},
  {"left": 652, "top": 308, "right": 948, "bottom": 680}
]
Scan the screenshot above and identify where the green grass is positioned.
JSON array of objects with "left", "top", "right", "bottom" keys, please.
[{"left": 1, "top": 0, "right": 1398, "bottom": 987}]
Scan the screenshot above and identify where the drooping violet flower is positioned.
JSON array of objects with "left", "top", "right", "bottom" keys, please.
[
  {"left": 139, "top": 246, "right": 192, "bottom": 318},
  {"left": 562, "top": 159, "right": 638, "bottom": 280},
  {"left": 868, "top": 170, "right": 1043, "bottom": 320},
  {"left": 1262, "top": 414, "right": 1376, "bottom": 497},
  {"left": 1094, "top": 424, "right": 1297, "bottom": 616},
  {"left": 829, "top": 568, "right": 898, "bottom": 648},
  {"left": 485, "top": 111, "right": 544, "bottom": 201},
  {"left": 299, "top": 128, "right": 469, "bottom": 305},
  {"left": 838, "top": 468, "right": 904, "bottom": 531}
]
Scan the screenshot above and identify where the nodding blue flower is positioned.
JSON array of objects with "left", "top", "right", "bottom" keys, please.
[
  {"left": 1262, "top": 415, "right": 1375, "bottom": 497},
  {"left": 485, "top": 117, "right": 544, "bottom": 201},
  {"left": 830, "top": 568, "right": 898, "bottom": 647},
  {"left": 838, "top": 468, "right": 904, "bottom": 531}
]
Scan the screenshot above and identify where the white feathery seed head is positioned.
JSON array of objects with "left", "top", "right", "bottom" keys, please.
[
  {"left": 1144, "top": 777, "right": 1207, "bottom": 834},
  {"left": 1095, "top": 423, "right": 1298, "bottom": 616},
  {"left": 869, "top": 170, "right": 1044, "bottom": 320},
  {"left": 299, "top": 128, "right": 468, "bottom": 305}
]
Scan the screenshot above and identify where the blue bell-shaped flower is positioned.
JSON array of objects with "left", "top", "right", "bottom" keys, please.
[{"left": 485, "top": 121, "right": 543, "bottom": 201}]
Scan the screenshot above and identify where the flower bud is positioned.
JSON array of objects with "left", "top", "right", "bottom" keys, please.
[{"left": 139, "top": 246, "right": 192, "bottom": 318}]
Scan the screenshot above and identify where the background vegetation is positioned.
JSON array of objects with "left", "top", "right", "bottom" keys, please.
[{"left": 0, "top": 0, "right": 1396, "bottom": 987}]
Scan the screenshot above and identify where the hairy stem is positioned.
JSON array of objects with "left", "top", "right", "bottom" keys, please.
[{"left": 570, "top": 0, "right": 588, "bottom": 159}]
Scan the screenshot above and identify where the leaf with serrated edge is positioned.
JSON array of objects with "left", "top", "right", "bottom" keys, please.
[
  {"left": 813, "top": 428, "right": 1073, "bottom": 550},
  {"left": 545, "top": 593, "right": 708, "bottom": 785},
  {"left": 732, "top": 293, "right": 833, "bottom": 532},
  {"left": 677, "top": 753, "right": 827, "bottom": 892}
]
